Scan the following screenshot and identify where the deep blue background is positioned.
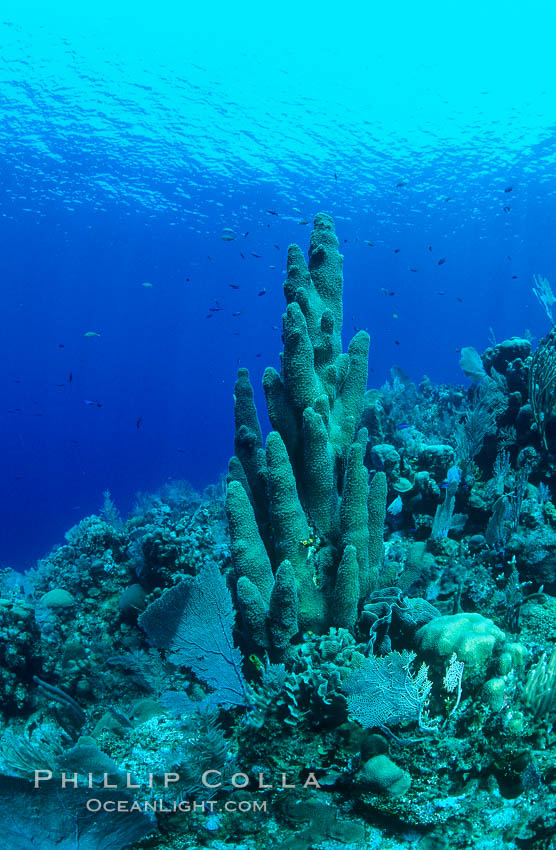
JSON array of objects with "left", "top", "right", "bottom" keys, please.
[{"left": 1, "top": 5, "right": 555, "bottom": 568}]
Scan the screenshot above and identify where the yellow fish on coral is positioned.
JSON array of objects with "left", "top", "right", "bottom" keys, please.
[{"left": 249, "top": 654, "right": 264, "bottom": 674}]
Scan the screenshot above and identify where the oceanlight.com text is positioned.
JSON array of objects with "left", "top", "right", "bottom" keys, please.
[{"left": 85, "top": 798, "right": 268, "bottom": 814}]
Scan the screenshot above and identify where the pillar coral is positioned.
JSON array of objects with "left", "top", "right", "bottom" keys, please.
[{"left": 226, "top": 213, "right": 387, "bottom": 651}]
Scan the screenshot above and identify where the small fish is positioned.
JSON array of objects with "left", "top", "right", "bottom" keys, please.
[
  {"left": 222, "top": 227, "right": 235, "bottom": 233},
  {"left": 208, "top": 307, "right": 221, "bottom": 313},
  {"left": 396, "top": 180, "right": 407, "bottom": 187},
  {"left": 428, "top": 245, "right": 433, "bottom": 252},
  {"left": 176, "top": 448, "right": 185, "bottom": 453},
  {"left": 269, "top": 265, "right": 276, "bottom": 269},
  {"left": 393, "top": 313, "right": 399, "bottom": 319},
  {"left": 298, "top": 219, "right": 309, "bottom": 225},
  {"left": 503, "top": 205, "right": 511, "bottom": 212},
  {"left": 240, "top": 252, "right": 245, "bottom": 259},
  {"left": 438, "top": 258, "right": 447, "bottom": 265},
  {"left": 274, "top": 244, "right": 280, "bottom": 250},
  {"left": 244, "top": 231, "right": 249, "bottom": 237},
  {"left": 456, "top": 297, "right": 464, "bottom": 303},
  {"left": 251, "top": 252, "right": 261, "bottom": 258},
  {"left": 84, "top": 331, "right": 100, "bottom": 338},
  {"left": 68, "top": 372, "right": 72, "bottom": 383},
  {"left": 410, "top": 268, "right": 418, "bottom": 272},
  {"left": 507, "top": 255, "right": 512, "bottom": 261},
  {"left": 258, "top": 288, "right": 266, "bottom": 296},
  {"left": 249, "top": 654, "right": 264, "bottom": 673},
  {"left": 334, "top": 172, "right": 338, "bottom": 180},
  {"left": 83, "top": 399, "right": 102, "bottom": 407},
  {"left": 58, "top": 344, "right": 65, "bottom": 347},
  {"left": 221, "top": 235, "right": 235, "bottom": 241},
  {"left": 136, "top": 417, "right": 143, "bottom": 429},
  {"left": 436, "top": 291, "right": 446, "bottom": 295},
  {"left": 504, "top": 185, "right": 513, "bottom": 192},
  {"left": 394, "top": 248, "right": 401, "bottom": 253},
  {"left": 397, "top": 423, "right": 410, "bottom": 430},
  {"left": 142, "top": 282, "right": 153, "bottom": 287},
  {"left": 364, "top": 240, "right": 374, "bottom": 247},
  {"left": 256, "top": 353, "right": 262, "bottom": 357},
  {"left": 388, "top": 291, "right": 395, "bottom": 296},
  {"left": 394, "top": 340, "right": 400, "bottom": 345},
  {"left": 266, "top": 209, "right": 278, "bottom": 216},
  {"left": 205, "top": 314, "right": 213, "bottom": 319},
  {"left": 55, "top": 383, "right": 65, "bottom": 387},
  {"left": 229, "top": 284, "right": 240, "bottom": 289},
  {"left": 512, "top": 275, "right": 518, "bottom": 279},
  {"left": 232, "top": 311, "right": 241, "bottom": 316},
  {"left": 272, "top": 325, "right": 279, "bottom": 330}
]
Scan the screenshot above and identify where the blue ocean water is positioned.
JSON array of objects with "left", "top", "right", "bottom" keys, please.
[{"left": 1, "top": 0, "right": 556, "bottom": 569}]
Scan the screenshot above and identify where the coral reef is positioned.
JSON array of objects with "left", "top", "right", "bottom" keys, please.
[{"left": 1, "top": 215, "right": 556, "bottom": 849}]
